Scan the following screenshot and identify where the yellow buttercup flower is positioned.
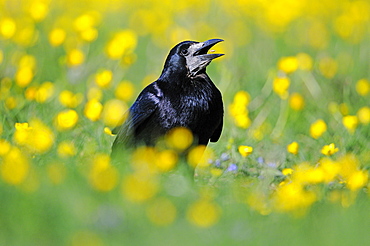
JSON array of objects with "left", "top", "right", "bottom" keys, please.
[
  {"left": 155, "top": 150, "right": 178, "bottom": 172},
  {"left": 89, "top": 154, "right": 119, "bottom": 192},
  {"left": 0, "top": 139, "right": 11, "bottom": 156},
  {"left": 35, "top": 82, "right": 54, "bottom": 103},
  {"left": 59, "top": 90, "right": 83, "bottom": 108},
  {"left": 105, "top": 30, "right": 137, "bottom": 60},
  {"left": 309, "top": 119, "right": 327, "bottom": 139},
  {"left": 122, "top": 173, "right": 159, "bottom": 202},
  {"left": 67, "top": 49, "right": 85, "bottom": 67},
  {"left": 57, "top": 141, "right": 77, "bottom": 158},
  {"left": 273, "top": 77, "right": 290, "bottom": 99},
  {"left": 0, "top": 18, "right": 16, "bottom": 39},
  {"left": 238, "top": 145, "right": 253, "bottom": 157},
  {"left": 277, "top": 56, "right": 299, "bottom": 74},
  {"left": 165, "top": 127, "right": 193, "bottom": 151},
  {"left": 355, "top": 78, "right": 369, "bottom": 96},
  {"left": 287, "top": 141, "right": 299, "bottom": 155},
  {"left": 342, "top": 115, "right": 358, "bottom": 133},
  {"left": 49, "top": 28, "right": 66, "bottom": 47},
  {"left": 84, "top": 99, "right": 103, "bottom": 121},
  {"left": 321, "top": 143, "right": 339, "bottom": 156},
  {"left": 357, "top": 106, "right": 370, "bottom": 124},
  {"left": 187, "top": 199, "right": 221, "bottom": 228},
  {"left": 102, "top": 99, "right": 128, "bottom": 127},
  {"left": 15, "top": 66, "right": 34, "bottom": 87},
  {"left": 1, "top": 147, "right": 29, "bottom": 185},
  {"left": 289, "top": 93, "right": 305, "bottom": 111},
  {"left": 296, "top": 53, "right": 313, "bottom": 71},
  {"left": 55, "top": 109, "right": 79, "bottom": 131},
  {"left": 95, "top": 69, "right": 113, "bottom": 88},
  {"left": 115, "top": 80, "right": 135, "bottom": 101},
  {"left": 29, "top": 1, "right": 48, "bottom": 22}
]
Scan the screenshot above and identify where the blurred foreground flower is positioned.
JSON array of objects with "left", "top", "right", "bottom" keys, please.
[
  {"left": 95, "top": 69, "right": 113, "bottom": 88},
  {"left": 115, "top": 80, "right": 135, "bottom": 101},
  {"left": 89, "top": 154, "right": 119, "bottom": 192},
  {"left": 310, "top": 119, "right": 327, "bottom": 139},
  {"left": 187, "top": 198, "right": 221, "bottom": 228},
  {"left": 102, "top": 99, "right": 128, "bottom": 127},
  {"left": 67, "top": 49, "right": 85, "bottom": 67},
  {"left": 146, "top": 197, "right": 177, "bottom": 226},
  {"left": 289, "top": 93, "right": 305, "bottom": 111},
  {"left": 59, "top": 90, "right": 83, "bottom": 108},
  {"left": 14, "top": 120, "right": 54, "bottom": 154},
  {"left": 321, "top": 143, "right": 339, "bottom": 156},
  {"left": 1, "top": 147, "right": 30, "bottom": 185},
  {"left": 57, "top": 141, "right": 76, "bottom": 158},
  {"left": 357, "top": 107, "right": 370, "bottom": 124},
  {"left": 165, "top": 127, "right": 193, "bottom": 151}
]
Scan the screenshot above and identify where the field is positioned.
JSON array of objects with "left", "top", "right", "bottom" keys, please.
[{"left": 1, "top": 0, "right": 370, "bottom": 245}]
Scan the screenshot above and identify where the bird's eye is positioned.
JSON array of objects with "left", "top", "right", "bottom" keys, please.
[{"left": 181, "top": 49, "right": 189, "bottom": 56}]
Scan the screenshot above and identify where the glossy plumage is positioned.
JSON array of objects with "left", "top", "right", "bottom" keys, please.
[{"left": 111, "top": 39, "right": 224, "bottom": 157}]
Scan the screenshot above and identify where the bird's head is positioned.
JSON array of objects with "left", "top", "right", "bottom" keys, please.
[{"left": 162, "top": 39, "right": 224, "bottom": 79}]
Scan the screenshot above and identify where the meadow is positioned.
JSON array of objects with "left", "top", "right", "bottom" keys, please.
[{"left": 0, "top": 0, "right": 370, "bottom": 245}]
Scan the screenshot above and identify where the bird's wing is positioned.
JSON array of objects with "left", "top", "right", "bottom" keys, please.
[
  {"left": 210, "top": 117, "right": 223, "bottom": 142},
  {"left": 112, "top": 83, "right": 162, "bottom": 145}
]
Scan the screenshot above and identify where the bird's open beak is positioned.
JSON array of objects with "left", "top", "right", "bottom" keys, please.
[
  {"left": 193, "top": 39, "right": 224, "bottom": 60},
  {"left": 186, "top": 39, "right": 224, "bottom": 77}
]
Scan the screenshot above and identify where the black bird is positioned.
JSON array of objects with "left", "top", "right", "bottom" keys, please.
[{"left": 111, "top": 39, "right": 224, "bottom": 157}]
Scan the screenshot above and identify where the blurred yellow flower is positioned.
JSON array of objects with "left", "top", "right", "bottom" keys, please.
[
  {"left": 0, "top": 139, "right": 11, "bottom": 156},
  {"left": 115, "top": 80, "right": 135, "bottom": 101},
  {"left": 357, "top": 106, "right": 370, "bottom": 124},
  {"left": 47, "top": 162, "right": 67, "bottom": 185},
  {"left": 103, "top": 127, "right": 114, "bottom": 136},
  {"left": 29, "top": 1, "right": 48, "bottom": 22},
  {"left": 79, "top": 28, "right": 98, "bottom": 42},
  {"left": 89, "top": 154, "right": 119, "bottom": 192},
  {"left": 234, "top": 114, "right": 251, "bottom": 129},
  {"left": 273, "top": 181, "right": 317, "bottom": 213},
  {"left": 59, "top": 90, "right": 83, "bottom": 108},
  {"left": 55, "top": 109, "right": 79, "bottom": 131},
  {"left": 346, "top": 170, "right": 368, "bottom": 191},
  {"left": 102, "top": 99, "right": 128, "bottom": 127},
  {"left": 287, "top": 141, "right": 299, "bottom": 155},
  {"left": 35, "top": 82, "right": 54, "bottom": 103},
  {"left": 342, "top": 115, "right": 358, "bottom": 133},
  {"left": 238, "top": 145, "right": 253, "bottom": 157},
  {"left": 0, "top": 50, "right": 3, "bottom": 64},
  {"left": 187, "top": 199, "right": 221, "bottom": 228},
  {"left": 319, "top": 158, "right": 341, "bottom": 183},
  {"left": 233, "top": 91, "right": 251, "bottom": 105},
  {"left": 105, "top": 30, "right": 137, "bottom": 60},
  {"left": 319, "top": 56, "right": 338, "bottom": 79},
  {"left": 229, "top": 90, "right": 251, "bottom": 129},
  {"left": 187, "top": 145, "right": 213, "bottom": 168},
  {"left": 339, "top": 103, "right": 349, "bottom": 116},
  {"left": 95, "top": 69, "right": 113, "bottom": 88},
  {"left": 277, "top": 56, "right": 299, "bottom": 74},
  {"left": 146, "top": 197, "right": 177, "bottom": 226},
  {"left": 296, "top": 53, "right": 313, "bottom": 71},
  {"left": 84, "top": 99, "right": 103, "bottom": 121},
  {"left": 122, "top": 173, "right": 159, "bottom": 202},
  {"left": 321, "top": 143, "right": 339, "bottom": 156},
  {"left": 309, "top": 119, "right": 327, "bottom": 139},
  {"left": 49, "top": 28, "right": 66, "bottom": 47},
  {"left": 67, "top": 49, "right": 85, "bottom": 66},
  {"left": 57, "top": 141, "right": 76, "bottom": 158},
  {"left": 155, "top": 150, "right": 178, "bottom": 172},
  {"left": 0, "top": 18, "right": 16, "bottom": 39},
  {"left": 273, "top": 77, "right": 290, "bottom": 99},
  {"left": 165, "top": 127, "right": 194, "bottom": 151},
  {"left": 355, "top": 78, "right": 369, "bottom": 96},
  {"left": 1, "top": 147, "right": 29, "bottom": 185},
  {"left": 15, "top": 66, "right": 34, "bottom": 87},
  {"left": 289, "top": 93, "right": 305, "bottom": 111},
  {"left": 25, "top": 86, "right": 37, "bottom": 100}
]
